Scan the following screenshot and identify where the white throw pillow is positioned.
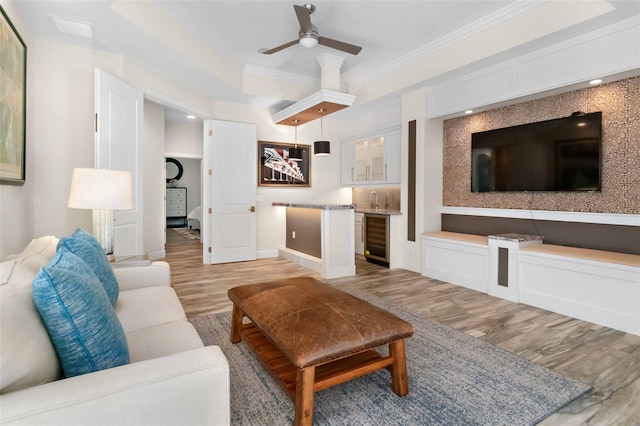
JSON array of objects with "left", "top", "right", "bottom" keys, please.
[
  {"left": 1, "top": 261, "right": 36, "bottom": 288},
  {"left": 4, "top": 236, "right": 60, "bottom": 272},
  {"left": 0, "top": 281, "right": 62, "bottom": 393}
]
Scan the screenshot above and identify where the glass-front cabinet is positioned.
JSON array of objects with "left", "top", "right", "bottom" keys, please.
[
  {"left": 341, "top": 128, "right": 400, "bottom": 185},
  {"left": 355, "top": 137, "right": 385, "bottom": 182}
]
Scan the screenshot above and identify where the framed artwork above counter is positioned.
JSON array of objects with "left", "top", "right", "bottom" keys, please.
[{"left": 258, "top": 141, "right": 311, "bottom": 187}]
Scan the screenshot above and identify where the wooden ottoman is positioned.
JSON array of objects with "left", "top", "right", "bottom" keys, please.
[{"left": 228, "top": 277, "right": 414, "bottom": 426}]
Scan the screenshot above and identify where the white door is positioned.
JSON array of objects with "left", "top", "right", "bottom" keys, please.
[
  {"left": 94, "top": 69, "right": 143, "bottom": 257},
  {"left": 203, "top": 120, "right": 257, "bottom": 264}
]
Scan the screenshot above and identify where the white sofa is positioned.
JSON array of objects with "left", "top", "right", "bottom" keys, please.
[{"left": 0, "top": 236, "right": 230, "bottom": 425}]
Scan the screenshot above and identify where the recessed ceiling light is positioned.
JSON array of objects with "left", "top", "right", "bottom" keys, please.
[
  {"left": 589, "top": 79, "right": 603, "bottom": 85},
  {"left": 464, "top": 110, "right": 473, "bottom": 114},
  {"left": 48, "top": 15, "right": 93, "bottom": 38},
  {"left": 186, "top": 115, "right": 196, "bottom": 119}
]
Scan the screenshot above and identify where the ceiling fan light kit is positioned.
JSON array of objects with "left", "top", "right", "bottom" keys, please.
[{"left": 299, "top": 35, "right": 318, "bottom": 49}]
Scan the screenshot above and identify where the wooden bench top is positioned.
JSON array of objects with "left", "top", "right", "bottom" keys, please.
[
  {"left": 227, "top": 277, "right": 414, "bottom": 369},
  {"left": 422, "top": 231, "right": 489, "bottom": 245},
  {"left": 521, "top": 244, "right": 640, "bottom": 267}
]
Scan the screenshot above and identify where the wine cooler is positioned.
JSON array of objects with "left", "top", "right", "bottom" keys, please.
[{"left": 364, "top": 213, "right": 389, "bottom": 267}]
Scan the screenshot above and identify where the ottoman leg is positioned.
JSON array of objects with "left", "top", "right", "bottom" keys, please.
[
  {"left": 294, "top": 366, "right": 316, "bottom": 426},
  {"left": 389, "top": 339, "right": 409, "bottom": 396},
  {"left": 230, "top": 304, "right": 244, "bottom": 344}
]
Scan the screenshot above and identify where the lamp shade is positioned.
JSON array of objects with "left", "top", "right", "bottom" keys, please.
[
  {"left": 288, "top": 147, "right": 304, "bottom": 161},
  {"left": 314, "top": 140, "right": 330, "bottom": 156},
  {"left": 68, "top": 168, "right": 133, "bottom": 210}
]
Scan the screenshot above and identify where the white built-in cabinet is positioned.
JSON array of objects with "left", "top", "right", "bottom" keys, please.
[{"left": 341, "top": 128, "right": 400, "bottom": 186}]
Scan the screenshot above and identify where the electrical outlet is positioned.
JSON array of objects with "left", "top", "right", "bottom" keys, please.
[{"left": 292, "top": 231, "right": 296, "bottom": 239}]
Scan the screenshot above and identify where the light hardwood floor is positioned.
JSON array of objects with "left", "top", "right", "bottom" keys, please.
[{"left": 164, "top": 229, "right": 640, "bottom": 425}]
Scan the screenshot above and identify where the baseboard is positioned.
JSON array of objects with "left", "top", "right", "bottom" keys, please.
[
  {"left": 147, "top": 250, "right": 166, "bottom": 261},
  {"left": 278, "top": 248, "right": 321, "bottom": 273},
  {"left": 257, "top": 249, "right": 278, "bottom": 259}
]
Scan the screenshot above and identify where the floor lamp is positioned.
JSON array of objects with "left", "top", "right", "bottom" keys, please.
[{"left": 67, "top": 168, "right": 133, "bottom": 254}]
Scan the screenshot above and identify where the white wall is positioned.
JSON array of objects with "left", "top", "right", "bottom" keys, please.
[
  {"left": 3, "top": 37, "right": 124, "bottom": 259},
  {"left": 171, "top": 157, "right": 201, "bottom": 216},
  {"left": 165, "top": 121, "right": 203, "bottom": 158},
  {"left": 164, "top": 120, "right": 203, "bottom": 217},
  {"left": 4, "top": 36, "right": 349, "bottom": 261},
  {"left": 206, "top": 100, "right": 350, "bottom": 257},
  {"left": 0, "top": 10, "right": 215, "bottom": 258},
  {"left": 0, "top": 1, "right": 33, "bottom": 258},
  {"left": 143, "top": 101, "right": 166, "bottom": 259}
]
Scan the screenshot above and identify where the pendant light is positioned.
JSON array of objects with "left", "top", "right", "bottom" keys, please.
[
  {"left": 288, "top": 119, "right": 303, "bottom": 161},
  {"left": 314, "top": 108, "right": 330, "bottom": 156}
]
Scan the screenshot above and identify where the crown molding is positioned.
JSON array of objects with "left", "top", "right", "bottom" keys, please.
[
  {"left": 244, "top": 64, "right": 319, "bottom": 87},
  {"left": 367, "top": 0, "right": 548, "bottom": 81}
]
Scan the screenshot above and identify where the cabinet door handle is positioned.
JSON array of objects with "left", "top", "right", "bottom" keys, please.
[
  {"left": 351, "top": 167, "right": 354, "bottom": 182},
  {"left": 385, "top": 163, "right": 388, "bottom": 181},
  {"left": 361, "top": 220, "right": 364, "bottom": 242}
]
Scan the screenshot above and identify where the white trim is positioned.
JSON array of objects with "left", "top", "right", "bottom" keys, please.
[
  {"left": 244, "top": 64, "right": 319, "bottom": 87},
  {"left": 257, "top": 249, "right": 278, "bottom": 259},
  {"left": 147, "top": 250, "right": 166, "bottom": 261},
  {"left": 164, "top": 152, "right": 203, "bottom": 159},
  {"left": 271, "top": 89, "right": 356, "bottom": 124},
  {"left": 440, "top": 206, "right": 640, "bottom": 226},
  {"left": 340, "top": 125, "right": 401, "bottom": 144},
  {"left": 367, "top": 0, "right": 546, "bottom": 80},
  {"left": 316, "top": 53, "right": 345, "bottom": 69},
  {"left": 278, "top": 248, "right": 321, "bottom": 273}
]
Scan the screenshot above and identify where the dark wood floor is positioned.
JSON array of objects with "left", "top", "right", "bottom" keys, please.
[{"left": 164, "top": 229, "right": 640, "bottom": 425}]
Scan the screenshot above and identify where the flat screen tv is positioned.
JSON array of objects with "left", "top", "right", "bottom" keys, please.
[{"left": 471, "top": 112, "right": 602, "bottom": 192}]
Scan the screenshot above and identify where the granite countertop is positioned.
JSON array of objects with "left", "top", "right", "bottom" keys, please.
[
  {"left": 488, "top": 233, "right": 543, "bottom": 242},
  {"left": 272, "top": 202, "right": 355, "bottom": 210},
  {"left": 355, "top": 208, "right": 402, "bottom": 215}
]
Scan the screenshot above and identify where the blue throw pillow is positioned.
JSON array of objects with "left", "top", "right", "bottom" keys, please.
[
  {"left": 32, "top": 248, "right": 129, "bottom": 378},
  {"left": 57, "top": 228, "right": 119, "bottom": 305}
]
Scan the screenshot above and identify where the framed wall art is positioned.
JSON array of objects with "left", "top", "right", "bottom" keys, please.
[
  {"left": 0, "top": 6, "right": 27, "bottom": 185},
  {"left": 258, "top": 141, "right": 311, "bottom": 187}
]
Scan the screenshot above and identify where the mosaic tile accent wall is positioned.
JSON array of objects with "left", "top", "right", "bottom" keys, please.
[{"left": 442, "top": 76, "right": 639, "bottom": 214}]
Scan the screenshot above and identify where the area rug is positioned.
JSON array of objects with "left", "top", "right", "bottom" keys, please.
[
  {"left": 173, "top": 228, "right": 200, "bottom": 241},
  {"left": 189, "top": 289, "right": 590, "bottom": 425}
]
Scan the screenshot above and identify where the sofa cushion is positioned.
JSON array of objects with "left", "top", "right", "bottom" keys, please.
[
  {"left": 0, "top": 265, "right": 62, "bottom": 394},
  {"left": 126, "top": 320, "right": 204, "bottom": 362},
  {"left": 4, "top": 236, "right": 59, "bottom": 272},
  {"left": 57, "top": 228, "right": 119, "bottom": 305},
  {"left": 115, "top": 286, "right": 186, "bottom": 333},
  {"left": 1, "top": 261, "right": 36, "bottom": 289},
  {"left": 32, "top": 248, "right": 129, "bottom": 378}
]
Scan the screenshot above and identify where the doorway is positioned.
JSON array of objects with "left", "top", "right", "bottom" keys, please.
[{"left": 162, "top": 105, "right": 204, "bottom": 245}]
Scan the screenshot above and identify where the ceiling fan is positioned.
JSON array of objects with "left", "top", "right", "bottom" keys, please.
[{"left": 261, "top": 4, "right": 362, "bottom": 55}]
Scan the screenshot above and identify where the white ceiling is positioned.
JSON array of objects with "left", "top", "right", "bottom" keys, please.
[{"left": 10, "top": 0, "right": 640, "bottom": 119}]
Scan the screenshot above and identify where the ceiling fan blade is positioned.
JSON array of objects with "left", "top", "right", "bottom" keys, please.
[
  {"left": 261, "top": 39, "right": 299, "bottom": 55},
  {"left": 318, "top": 36, "right": 362, "bottom": 55},
  {"left": 294, "top": 5, "right": 313, "bottom": 33}
]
